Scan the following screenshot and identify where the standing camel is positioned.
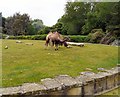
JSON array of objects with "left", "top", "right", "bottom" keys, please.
[{"left": 45, "top": 31, "right": 69, "bottom": 50}]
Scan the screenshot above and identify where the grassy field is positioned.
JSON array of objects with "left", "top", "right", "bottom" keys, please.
[{"left": 2, "top": 39, "right": 118, "bottom": 87}]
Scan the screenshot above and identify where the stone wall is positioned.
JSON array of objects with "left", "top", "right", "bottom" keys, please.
[{"left": 1, "top": 66, "right": 120, "bottom": 97}]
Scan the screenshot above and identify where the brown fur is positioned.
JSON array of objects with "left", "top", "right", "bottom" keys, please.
[{"left": 45, "top": 31, "right": 68, "bottom": 50}]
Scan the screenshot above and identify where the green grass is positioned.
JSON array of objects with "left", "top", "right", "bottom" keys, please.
[
  {"left": 2, "top": 39, "right": 118, "bottom": 87},
  {"left": 97, "top": 87, "right": 120, "bottom": 96}
]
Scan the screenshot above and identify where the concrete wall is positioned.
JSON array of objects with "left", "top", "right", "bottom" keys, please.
[{"left": 1, "top": 66, "right": 120, "bottom": 97}]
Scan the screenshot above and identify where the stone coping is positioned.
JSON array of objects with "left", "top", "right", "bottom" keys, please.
[
  {"left": 41, "top": 78, "right": 62, "bottom": 91},
  {"left": 54, "top": 75, "right": 80, "bottom": 88},
  {"left": 1, "top": 67, "right": 120, "bottom": 96}
]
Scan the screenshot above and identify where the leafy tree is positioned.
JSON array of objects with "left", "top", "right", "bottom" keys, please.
[
  {"left": 0, "top": 13, "right": 1, "bottom": 20},
  {"left": 32, "top": 19, "right": 45, "bottom": 33},
  {"left": 82, "top": 2, "right": 120, "bottom": 34},
  {"left": 5, "top": 16, "right": 14, "bottom": 35},
  {"left": 2, "top": 17, "right": 6, "bottom": 33},
  {"left": 27, "top": 23, "right": 36, "bottom": 35},
  {"left": 37, "top": 26, "right": 51, "bottom": 34},
  {"left": 59, "top": 2, "right": 91, "bottom": 35},
  {"left": 82, "top": 12, "right": 98, "bottom": 35},
  {"left": 5, "top": 13, "right": 30, "bottom": 35},
  {"left": 93, "top": 2, "right": 119, "bottom": 31},
  {"left": 51, "top": 22, "right": 63, "bottom": 33},
  {"left": 0, "top": 13, "right": 3, "bottom": 33},
  {"left": 108, "top": 2, "right": 120, "bottom": 26}
]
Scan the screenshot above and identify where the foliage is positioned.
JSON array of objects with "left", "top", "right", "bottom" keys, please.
[
  {"left": 59, "top": 2, "right": 91, "bottom": 35},
  {"left": 82, "top": 12, "right": 99, "bottom": 35},
  {"left": 51, "top": 22, "right": 68, "bottom": 35},
  {"left": 31, "top": 34, "right": 46, "bottom": 40},
  {"left": 91, "top": 29, "right": 104, "bottom": 33},
  {"left": 82, "top": 2, "right": 120, "bottom": 34},
  {"left": 27, "top": 23, "right": 36, "bottom": 35},
  {"left": 0, "top": 13, "right": 6, "bottom": 34},
  {"left": 3, "top": 34, "right": 47, "bottom": 40},
  {"left": 2, "top": 13, "right": 46, "bottom": 36},
  {"left": 67, "top": 35, "right": 87, "bottom": 42},
  {"left": 4, "top": 13, "right": 30, "bottom": 35},
  {"left": 58, "top": 2, "right": 120, "bottom": 36},
  {"left": 31, "top": 19, "right": 45, "bottom": 33},
  {"left": 2, "top": 34, "right": 87, "bottom": 42},
  {"left": 37, "top": 26, "right": 51, "bottom": 34},
  {"left": 52, "top": 22, "right": 62, "bottom": 32},
  {"left": 88, "top": 29, "right": 105, "bottom": 43},
  {"left": 94, "top": 2, "right": 120, "bottom": 27}
]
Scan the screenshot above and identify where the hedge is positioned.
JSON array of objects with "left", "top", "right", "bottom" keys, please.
[
  {"left": 67, "top": 35, "right": 87, "bottom": 42},
  {"left": 2, "top": 34, "right": 88, "bottom": 42},
  {"left": 2, "top": 34, "right": 47, "bottom": 40}
]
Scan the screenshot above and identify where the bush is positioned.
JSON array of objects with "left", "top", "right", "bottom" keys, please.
[
  {"left": 91, "top": 29, "right": 103, "bottom": 33},
  {"left": 3, "top": 34, "right": 87, "bottom": 42},
  {"left": 4, "top": 35, "right": 47, "bottom": 40},
  {"left": 85, "top": 33, "right": 92, "bottom": 42},
  {"left": 31, "top": 35, "right": 46, "bottom": 40},
  {"left": 8, "top": 36, "right": 16, "bottom": 39},
  {"left": 1, "top": 34, "right": 8, "bottom": 39},
  {"left": 87, "top": 31, "right": 105, "bottom": 43},
  {"left": 67, "top": 35, "right": 87, "bottom": 42}
]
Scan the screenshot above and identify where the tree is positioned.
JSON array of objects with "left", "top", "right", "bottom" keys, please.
[
  {"left": 27, "top": 23, "right": 36, "bottom": 35},
  {"left": 0, "top": 13, "right": 2, "bottom": 33},
  {"left": 82, "top": 12, "right": 98, "bottom": 35},
  {"left": 58, "top": 2, "right": 91, "bottom": 35},
  {"left": 5, "top": 16, "right": 14, "bottom": 35},
  {"left": 94, "top": 2, "right": 119, "bottom": 31},
  {"left": 31, "top": 19, "right": 45, "bottom": 33},
  {"left": 51, "top": 22, "right": 63, "bottom": 33},
  {"left": 82, "top": 2, "right": 120, "bottom": 34},
  {"left": 37, "top": 26, "right": 51, "bottom": 34},
  {"left": 5, "top": 13, "right": 30, "bottom": 35},
  {"left": 2, "top": 17, "right": 6, "bottom": 33}
]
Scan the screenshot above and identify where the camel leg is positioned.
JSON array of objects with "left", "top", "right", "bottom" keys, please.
[
  {"left": 55, "top": 43, "right": 58, "bottom": 51},
  {"left": 45, "top": 38, "right": 50, "bottom": 49},
  {"left": 45, "top": 42, "right": 48, "bottom": 49},
  {"left": 50, "top": 40, "right": 54, "bottom": 50}
]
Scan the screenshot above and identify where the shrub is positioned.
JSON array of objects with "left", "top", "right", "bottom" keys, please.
[
  {"left": 88, "top": 31, "right": 105, "bottom": 43},
  {"left": 1, "top": 33, "right": 4, "bottom": 39},
  {"left": 91, "top": 29, "right": 103, "bottom": 33},
  {"left": 5, "top": 35, "right": 47, "bottom": 40},
  {"left": 3, "top": 34, "right": 87, "bottom": 42},
  {"left": 8, "top": 36, "right": 16, "bottom": 39},
  {"left": 85, "top": 33, "right": 92, "bottom": 42},
  {"left": 68, "top": 35, "right": 87, "bottom": 42},
  {"left": 31, "top": 35, "right": 46, "bottom": 40}
]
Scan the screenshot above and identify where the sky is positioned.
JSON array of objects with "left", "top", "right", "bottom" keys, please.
[
  {"left": 1, "top": 0, "right": 118, "bottom": 26},
  {"left": 0, "top": 0, "right": 70, "bottom": 26}
]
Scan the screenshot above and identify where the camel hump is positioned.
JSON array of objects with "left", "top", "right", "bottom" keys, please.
[
  {"left": 48, "top": 32, "right": 53, "bottom": 34},
  {"left": 48, "top": 32, "right": 53, "bottom": 36},
  {"left": 54, "top": 31, "right": 63, "bottom": 39},
  {"left": 46, "top": 32, "right": 53, "bottom": 40}
]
